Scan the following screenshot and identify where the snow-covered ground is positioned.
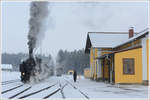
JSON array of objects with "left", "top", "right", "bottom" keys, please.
[
  {"left": 1, "top": 71, "right": 149, "bottom": 99},
  {"left": 1, "top": 71, "right": 20, "bottom": 81}
]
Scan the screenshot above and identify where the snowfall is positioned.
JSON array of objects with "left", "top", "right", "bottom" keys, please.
[{"left": 1, "top": 71, "right": 149, "bottom": 99}]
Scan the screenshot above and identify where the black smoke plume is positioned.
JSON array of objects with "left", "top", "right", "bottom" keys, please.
[{"left": 27, "top": 1, "right": 49, "bottom": 56}]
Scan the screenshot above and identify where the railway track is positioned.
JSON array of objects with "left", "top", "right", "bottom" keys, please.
[
  {"left": 18, "top": 83, "right": 57, "bottom": 99},
  {"left": 9, "top": 86, "right": 32, "bottom": 99},
  {"left": 2, "top": 79, "right": 21, "bottom": 85},
  {"left": 65, "top": 79, "right": 90, "bottom": 99},
  {"left": 43, "top": 83, "right": 67, "bottom": 99},
  {"left": 2, "top": 79, "right": 20, "bottom": 83},
  {"left": 2, "top": 78, "right": 90, "bottom": 99},
  {"left": 2, "top": 84, "right": 24, "bottom": 94},
  {"left": 43, "top": 88, "right": 60, "bottom": 99},
  {"left": 59, "top": 83, "right": 68, "bottom": 98}
]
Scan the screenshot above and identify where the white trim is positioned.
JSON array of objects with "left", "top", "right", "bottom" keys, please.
[
  {"left": 97, "top": 59, "right": 102, "bottom": 78},
  {"left": 97, "top": 50, "right": 102, "bottom": 78},
  {"left": 141, "top": 35, "right": 148, "bottom": 80}
]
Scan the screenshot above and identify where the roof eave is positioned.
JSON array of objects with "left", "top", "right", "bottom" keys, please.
[{"left": 113, "top": 31, "right": 149, "bottom": 49}]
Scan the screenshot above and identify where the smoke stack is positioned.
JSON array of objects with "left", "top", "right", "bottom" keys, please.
[
  {"left": 129, "top": 27, "right": 134, "bottom": 38},
  {"left": 29, "top": 47, "right": 33, "bottom": 58}
]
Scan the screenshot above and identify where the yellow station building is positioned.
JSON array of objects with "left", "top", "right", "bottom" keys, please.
[{"left": 85, "top": 28, "right": 149, "bottom": 84}]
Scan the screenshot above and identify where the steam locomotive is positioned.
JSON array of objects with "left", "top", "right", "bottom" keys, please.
[
  {"left": 19, "top": 47, "right": 55, "bottom": 83},
  {"left": 19, "top": 48, "right": 39, "bottom": 83},
  {"left": 19, "top": 57, "right": 36, "bottom": 83}
]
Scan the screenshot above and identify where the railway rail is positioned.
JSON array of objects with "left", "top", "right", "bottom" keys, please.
[
  {"left": 18, "top": 83, "right": 57, "bottom": 99},
  {"left": 59, "top": 83, "right": 68, "bottom": 98},
  {"left": 43, "top": 83, "right": 67, "bottom": 99},
  {"left": 9, "top": 86, "right": 32, "bottom": 99},
  {"left": 2, "top": 79, "right": 21, "bottom": 85},
  {"left": 2, "top": 77, "right": 90, "bottom": 99},
  {"left": 43, "top": 88, "right": 60, "bottom": 99},
  {"left": 2, "top": 84, "right": 24, "bottom": 94},
  {"left": 65, "top": 79, "right": 90, "bottom": 99}
]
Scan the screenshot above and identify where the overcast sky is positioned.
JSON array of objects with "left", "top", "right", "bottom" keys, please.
[{"left": 1, "top": 1, "right": 148, "bottom": 58}]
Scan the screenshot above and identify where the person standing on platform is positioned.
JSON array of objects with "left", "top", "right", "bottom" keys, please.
[{"left": 73, "top": 70, "right": 77, "bottom": 82}]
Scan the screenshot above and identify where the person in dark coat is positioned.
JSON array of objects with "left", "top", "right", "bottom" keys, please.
[{"left": 73, "top": 70, "right": 77, "bottom": 82}]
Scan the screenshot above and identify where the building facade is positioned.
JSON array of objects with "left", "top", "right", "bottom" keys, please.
[{"left": 85, "top": 28, "right": 149, "bottom": 84}]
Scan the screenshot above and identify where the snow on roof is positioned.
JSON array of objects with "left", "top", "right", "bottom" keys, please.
[
  {"left": 85, "top": 28, "right": 149, "bottom": 53},
  {"left": 1, "top": 64, "right": 13, "bottom": 70},
  {"left": 89, "top": 33, "right": 129, "bottom": 48},
  {"left": 113, "top": 28, "right": 149, "bottom": 48}
]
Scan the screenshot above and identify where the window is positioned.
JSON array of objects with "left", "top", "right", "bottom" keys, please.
[
  {"left": 97, "top": 49, "right": 101, "bottom": 57},
  {"left": 123, "top": 58, "right": 135, "bottom": 75}
]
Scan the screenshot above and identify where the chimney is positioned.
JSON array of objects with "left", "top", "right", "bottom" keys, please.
[{"left": 129, "top": 27, "right": 134, "bottom": 38}]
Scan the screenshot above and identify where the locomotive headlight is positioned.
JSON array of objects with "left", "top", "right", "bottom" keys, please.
[{"left": 22, "top": 72, "right": 25, "bottom": 75}]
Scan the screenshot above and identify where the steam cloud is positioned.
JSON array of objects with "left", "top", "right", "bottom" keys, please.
[{"left": 28, "top": 1, "right": 49, "bottom": 52}]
